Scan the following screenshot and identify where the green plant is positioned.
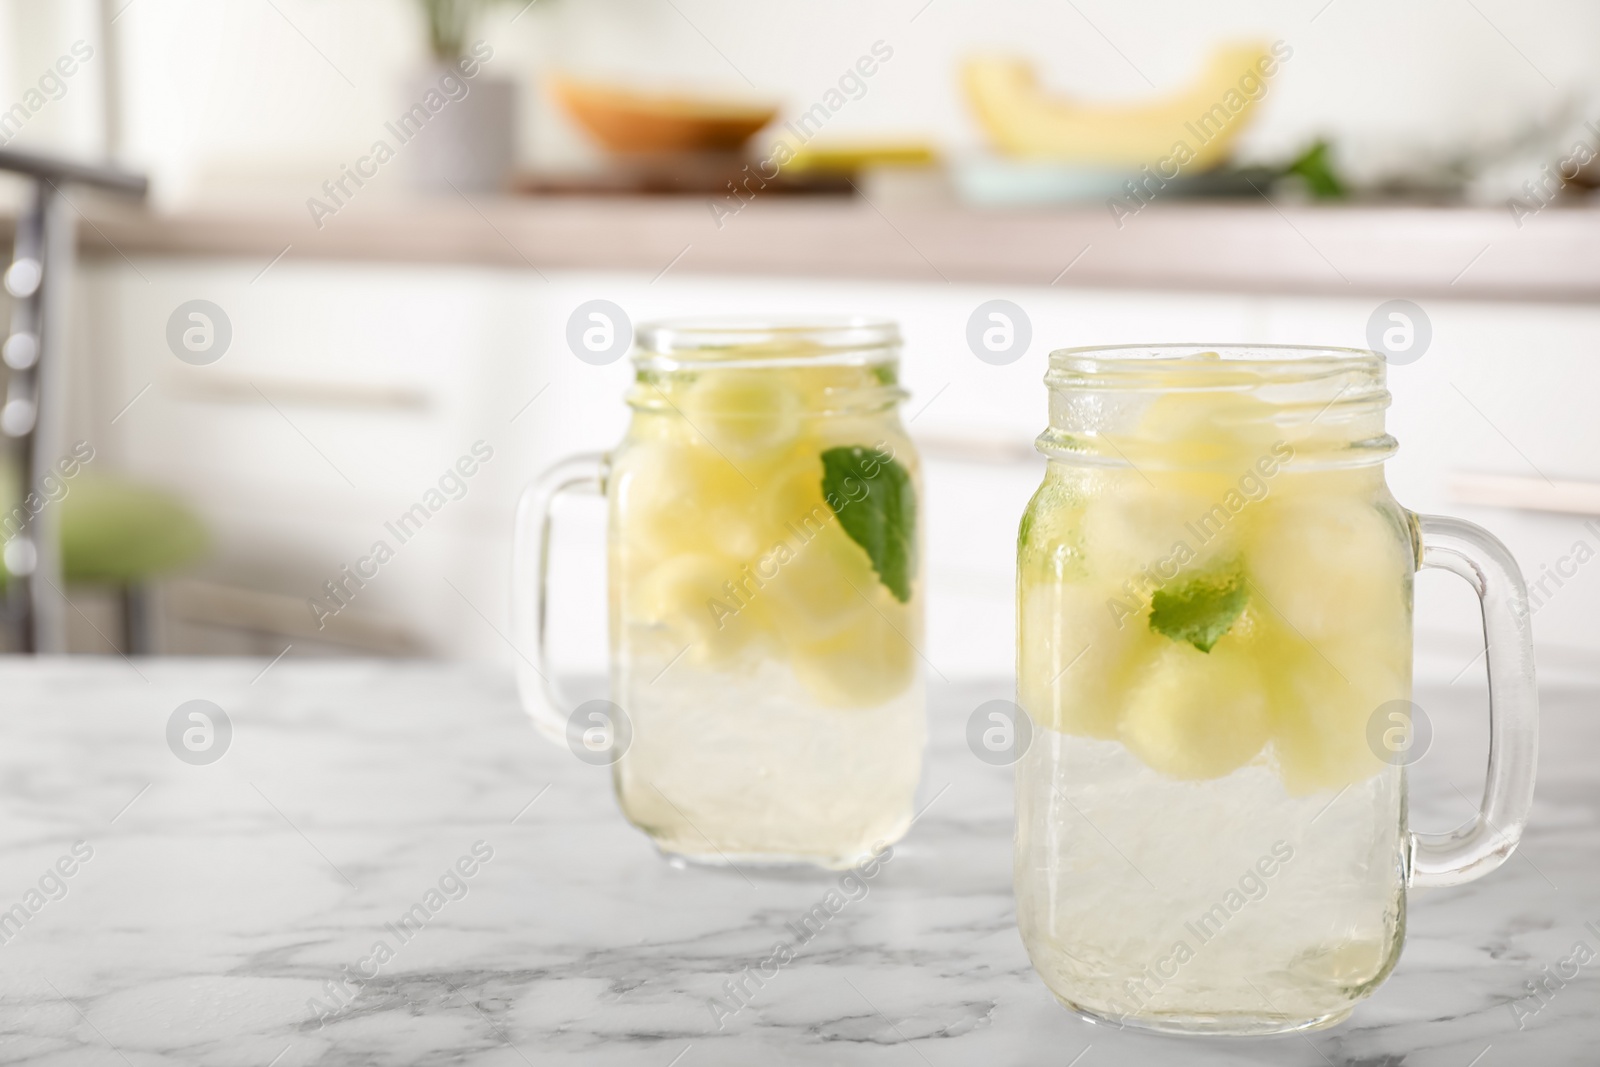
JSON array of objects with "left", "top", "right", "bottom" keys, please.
[
  {"left": 1283, "top": 139, "right": 1347, "bottom": 200},
  {"left": 415, "top": 0, "right": 517, "bottom": 61}
]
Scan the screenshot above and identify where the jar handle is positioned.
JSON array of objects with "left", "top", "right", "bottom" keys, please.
[
  {"left": 511, "top": 452, "right": 609, "bottom": 744},
  {"left": 1407, "top": 513, "right": 1539, "bottom": 889}
]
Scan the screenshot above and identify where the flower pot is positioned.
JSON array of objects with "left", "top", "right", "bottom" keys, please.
[{"left": 402, "top": 67, "right": 517, "bottom": 194}]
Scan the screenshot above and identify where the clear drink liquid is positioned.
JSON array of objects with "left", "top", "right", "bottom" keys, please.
[
  {"left": 618, "top": 649, "right": 924, "bottom": 866},
  {"left": 1016, "top": 734, "right": 1405, "bottom": 1032}
]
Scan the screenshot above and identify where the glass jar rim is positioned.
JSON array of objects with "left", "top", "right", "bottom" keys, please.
[
  {"left": 1039, "top": 343, "right": 1395, "bottom": 469},
  {"left": 1049, "top": 343, "right": 1385, "bottom": 383},
  {"left": 634, "top": 316, "right": 900, "bottom": 370}
]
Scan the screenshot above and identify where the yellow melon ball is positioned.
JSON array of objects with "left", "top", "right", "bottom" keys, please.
[
  {"left": 1081, "top": 479, "right": 1235, "bottom": 587},
  {"left": 1267, "top": 628, "right": 1411, "bottom": 795},
  {"left": 1017, "top": 578, "right": 1161, "bottom": 740},
  {"left": 790, "top": 600, "right": 917, "bottom": 709},
  {"left": 1135, "top": 385, "right": 1280, "bottom": 458},
  {"left": 763, "top": 522, "right": 878, "bottom": 645},
  {"left": 682, "top": 369, "right": 804, "bottom": 461},
  {"left": 1118, "top": 641, "right": 1272, "bottom": 781},
  {"left": 808, "top": 411, "right": 907, "bottom": 463},
  {"left": 759, "top": 453, "right": 834, "bottom": 541},
  {"left": 614, "top": 440, "right": 756, "bottom": 558},
  {"left": 627, "top": 552, "right": 764, "bottom": 668},
  {"left": 1266, "top": 465, "right": 1383, "bottom": 502},
  {"left": 700, "top": 499, "right": 766, "bottom": 561},
  {"left": 786, "top": 365, "right": 885, "bottom": 414},
  {"left": 1246, "top": 494, "right": 1410, "bottom": 645}
]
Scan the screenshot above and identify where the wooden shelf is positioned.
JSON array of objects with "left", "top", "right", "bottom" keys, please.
[{"left": 53, "top": 193, "right": 1600, "bottom": 302}]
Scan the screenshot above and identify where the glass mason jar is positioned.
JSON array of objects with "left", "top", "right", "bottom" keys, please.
[
  {"left": 514, "top": 318, "right": 925, "bottom": 869},
  {"left": 1014, "top": 345, "right": 1538, "bottom": 1035}
]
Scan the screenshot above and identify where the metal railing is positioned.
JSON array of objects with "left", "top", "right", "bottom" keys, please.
[{"left": 0, "top": 147, "right": 147, "bottom": 652}]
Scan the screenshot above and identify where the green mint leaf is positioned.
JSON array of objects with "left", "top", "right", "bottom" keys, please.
[
  {"left": 820, "top": 446, "right": 915, "bottom": 603},
  {"left": 1148, "top": 568, "right": 1246, "bottom": 653}
]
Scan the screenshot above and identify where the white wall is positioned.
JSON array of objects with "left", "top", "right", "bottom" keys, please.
[
  {"left": 2, "top": 0, "right": 1598, "bottom": 199},
  {"left": 0, "top": 1, "right": 104, "bottom": 165}
]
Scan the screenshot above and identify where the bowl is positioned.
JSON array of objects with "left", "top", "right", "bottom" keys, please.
[{"left": 549, "top": 74, "right": 779, "bottom": 155}]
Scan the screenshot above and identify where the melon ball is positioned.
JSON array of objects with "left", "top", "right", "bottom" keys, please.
[
  {"left": 1267, "top": 628, "right": 1410, "bottom": 795},
  {"left": 1018, "top": 578, "right": 1160, "bottom": 740},
  {"left": 682, "top": 369, "right": 804, "bottom": 461},
  {"left": 790, "top": 599, "right": 917, "bottom": 709},
  {"left": 1118, "top": 642, "right": 1271, "bottom": 781},
  {"left": 628, "top": 552, "right": 764, "bottom": 668},
  {"left": 1247, "top": 495, "right": 1410, "bottom": 645},
  {"left": 763, "top": 522, "right": 877, "bottom": 646}
]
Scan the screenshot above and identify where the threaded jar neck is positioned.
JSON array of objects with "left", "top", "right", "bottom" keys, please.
[
  {"left": 628, "top": 317, "right": 906, "bottom": 416},
  {"left": 1039, "top": 344, "right": 1396, "bottom": 471}
]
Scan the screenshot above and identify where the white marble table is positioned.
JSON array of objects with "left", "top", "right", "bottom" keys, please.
[{"left": 0, "top": 659, "right": 1594, "bottom": 1066}]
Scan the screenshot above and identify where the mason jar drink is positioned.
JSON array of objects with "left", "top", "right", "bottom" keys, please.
[
  {"left": 1014, "top": 345, "right": 1537, "bottom": 1034},
  {"left": 515, "top": 318, "right": 925, "bottom": 869}
]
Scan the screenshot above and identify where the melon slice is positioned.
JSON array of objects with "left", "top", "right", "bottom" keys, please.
[{"left": 963, "top": 44, "right": 1275, "bottom": 169}]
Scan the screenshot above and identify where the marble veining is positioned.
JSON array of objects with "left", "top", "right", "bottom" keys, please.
[{"left": 0, "top": 658, "right": 1594, "bottom": 1065}]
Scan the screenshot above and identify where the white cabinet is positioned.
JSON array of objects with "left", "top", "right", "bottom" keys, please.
[{"left": 76, "top": 259, "right": 1600, "bottom": 683}]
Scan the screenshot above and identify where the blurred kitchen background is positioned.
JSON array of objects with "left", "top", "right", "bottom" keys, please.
[{"left": 2, "top": 0, "right": 1598, "bottom": 690}]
